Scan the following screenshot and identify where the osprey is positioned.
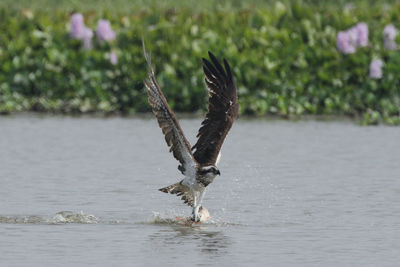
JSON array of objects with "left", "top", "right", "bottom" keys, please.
[{"left": 143, "top": 44, "right": 238, "bottom": 222}]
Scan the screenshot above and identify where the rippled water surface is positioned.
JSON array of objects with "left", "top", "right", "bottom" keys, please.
[{"left": 1, "top": 115, "right": 399, "bottom": 266}]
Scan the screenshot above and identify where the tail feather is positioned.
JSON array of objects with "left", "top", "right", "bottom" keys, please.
[{"left": 159, "top": 181, "right": 194, "bottom": 207}]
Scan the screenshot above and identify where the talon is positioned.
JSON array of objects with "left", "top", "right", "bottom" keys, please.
[{"left": 190, "top": 213, "right": 200, "bottom": 223}]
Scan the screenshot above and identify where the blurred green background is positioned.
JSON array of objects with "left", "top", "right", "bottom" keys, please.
[{"left": 0, "top": 0, "right": 399, "bottom": 124}]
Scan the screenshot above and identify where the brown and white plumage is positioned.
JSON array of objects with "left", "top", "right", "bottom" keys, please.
[
  {"left": 143, "top": 42, "right": 238, "bottom": 222},
  {"left": 192, "top": 52, "right": 239, "bottom": 166},
  {"left": 143, "top": 48, "right": 197, "bottom": 177}
]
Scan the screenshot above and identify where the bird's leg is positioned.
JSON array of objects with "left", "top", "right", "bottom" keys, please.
[
  {"left": 191, "top": 190, "right": 198, "bottom": 222},
  {"left": 194, "top": 204, "right": 201, "bottom": 223},
  {"left": 192, "top": 189, "right": 207, "bottom": 223},
  {"left": 198, "top": 189, "right": 206, "bottom": 207}
]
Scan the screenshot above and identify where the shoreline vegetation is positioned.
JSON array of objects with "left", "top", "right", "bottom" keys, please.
[
  {"left": 1, "top": 1, "right": 399, "bottom": 125},
  {"left": 1, "top": 112, "right": 361, "bottom": 124}
]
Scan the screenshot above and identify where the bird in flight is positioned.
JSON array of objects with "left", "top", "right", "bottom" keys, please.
[{"left": 143, "top": 43, "right": 238, "bottom": 222}]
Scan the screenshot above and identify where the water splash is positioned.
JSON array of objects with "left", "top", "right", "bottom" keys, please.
[
  {"left": 0, "top": 211, "right": 99, "bottom": 225},
  {"left": 0, "top": 211, "right": 244, "bottom": 226},
  {"left": 47, "top": 211, "right": 99, "bottom": 224},
  {"left": 145, "top": 211, "right": 244, "bottom": 227},
  {"left": 146, "top": 211, "right": 194, "bottom": 226},
  {"left": 0, "top": 215, "right": 43, "bottom": 224},
  {"left": 150, "top": 213, "right": 184, "bottom": 225}
]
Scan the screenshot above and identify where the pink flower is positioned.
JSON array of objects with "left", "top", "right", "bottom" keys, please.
[
  {"left": 70, "top": 13, "right": 93, "bottom": 50},
  {"left": 82, "top": 27, "right": 93, "bottom": 50},
  {"left": 383, "top": 24, "right": 397, "bottom": 50},
  {"left": 337, "top": 23, "right": 369, "bottom": 54},
  {"left": 70, "top": 13, "right": 85, "bottom": 39},
  {"left": 384, "top": 24, "right": 397, "bottom": 40},
  {"left": 337, "top": 31, "right": 356, "bottom": 54},
  {"left": 109, "top": 51, "right": 118, "bottom": 65},
  {"left": 96, "top": 19, "right": 116, "bottom": 43},
  {"left": 346, "top": 26, "right": 358, "bottom": 47},
  {"left": 369, "top": 59, "right": 383, "bottom": 79},
  {"left": 355, "top": 22, "right": 368, "bottom": 47}
]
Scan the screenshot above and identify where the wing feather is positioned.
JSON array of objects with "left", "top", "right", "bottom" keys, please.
[
  {"left": 192, "top": 52, "right": 239, "bottom": 166},
  {"left": 143, "top": 42, "right": 198, "bottom": 175}
]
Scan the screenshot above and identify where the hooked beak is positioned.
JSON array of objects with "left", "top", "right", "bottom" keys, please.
[{"left": 216, "top": 170, "right": 221, "bottom": 175}]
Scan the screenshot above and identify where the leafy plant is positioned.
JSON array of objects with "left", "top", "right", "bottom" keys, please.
[{"left": 0, "top": 2, "right": 399, "bottom": 124}]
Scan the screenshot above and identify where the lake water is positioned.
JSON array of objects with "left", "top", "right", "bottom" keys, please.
[{"left": 0, "top": 115, "right": 399, "bottom": 266}]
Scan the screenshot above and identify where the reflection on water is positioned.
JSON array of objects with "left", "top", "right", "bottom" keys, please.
[{"left": 148, "top": 226, "right": 231, "bottom": 257}]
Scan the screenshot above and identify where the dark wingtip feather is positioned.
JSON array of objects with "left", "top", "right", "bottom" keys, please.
[
  {"left": 207, "top": 51, "right": 226, "bottom": 77},
  {"left": 223, "top": 58, "right": 233, "bottom": 80},
  {"left": 202, "top": 57, "right": 218, "bottom": 76}
]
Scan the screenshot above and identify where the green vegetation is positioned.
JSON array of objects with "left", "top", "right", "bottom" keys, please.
[{"left": 0, "top": 1, "right": 400, "bottom": 124}]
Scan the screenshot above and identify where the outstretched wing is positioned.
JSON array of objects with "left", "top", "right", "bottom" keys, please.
[
  {"left": 192, "top": 52, "right": 239, "bottom": 166},
  {"left": 143, "top": 43, "right": 198, "bottom": 175}
]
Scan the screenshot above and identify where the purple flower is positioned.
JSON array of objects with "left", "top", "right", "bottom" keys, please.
[
  {"left": 383, "top": 24, "right": 397, "bottom": 50},
  {"left": 70, "top": 13, "right": 93, "bottom": 50},
  {"left": 109, "top": 51, "right": 118, "bottom": 65},
  {"left": 384, "top": 24, "right": 397, "bottom": 40},
  {"left": 346, "top": 27, "right": 358, "bottom": 46},
  {"left": 337, "top": 31, "right": 356, "bottom": 54},
  {"left": 369, "top": 59, "right": 383, "bottom": 79},
  {"left": 337, "top": 23, "right": 369, "bottom": 54},
  {"left": 70, "top": 13, "right": 85, "bottom": 39},
  {"left": 355, "top": 22, "right": 368, "bottom": 47},
  {"left": 96, "top": 19, "right": 116, "bottom": 43},
  {"left": 82, "top": 27, "right": 93, "bottom": 50}
]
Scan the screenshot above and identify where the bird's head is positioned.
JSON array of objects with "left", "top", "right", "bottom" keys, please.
[{"left": 199, "top": 165, "right": 221, "bottom": 176}]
